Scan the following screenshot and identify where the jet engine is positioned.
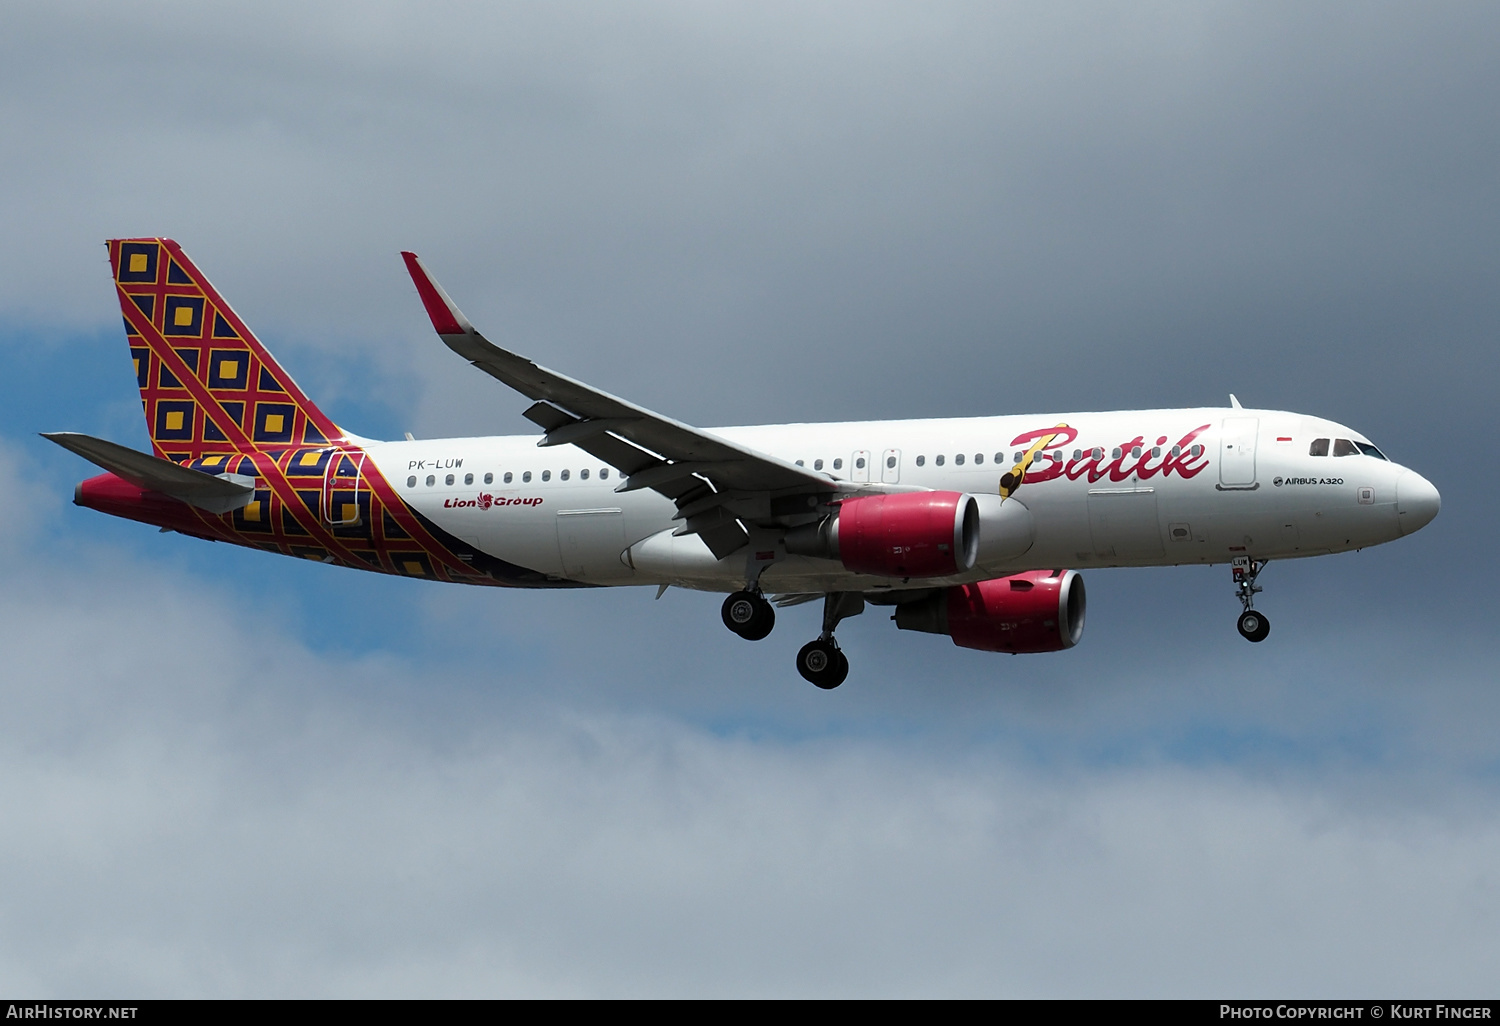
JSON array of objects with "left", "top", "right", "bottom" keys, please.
[
  {"left": 893, "top": 569, "right": 1086, "bottom": 653},
  {"left": 784, "top": 491, "right": 979, "bottom": 578}
]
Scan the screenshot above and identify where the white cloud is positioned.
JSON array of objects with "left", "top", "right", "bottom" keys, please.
[{"left": 5, "top": 626, "right": 1500, "bottom": 996}]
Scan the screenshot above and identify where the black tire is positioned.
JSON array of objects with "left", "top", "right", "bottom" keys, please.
[
  {"left": 722, "top": 591, "right": 775, "bottom": 640},
  {"left": 797, "top": 639, "right": 848, "bottom": 689},
  {"left": 1237, "top": 609, "right": 1271, "bottom": 643}
]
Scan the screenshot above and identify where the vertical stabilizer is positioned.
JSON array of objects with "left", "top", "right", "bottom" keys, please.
[{"left": 109, "top": 238, "right": 345, "bottom": 460}]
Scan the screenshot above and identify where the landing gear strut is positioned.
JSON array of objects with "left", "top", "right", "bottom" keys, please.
[
  {"left": 797, "top": 592, "right": 863, "bottom": 689},
  {"left": 722, "top": 590, "right": 775, "bottom": 641},
  {"left": 1232, "top": 557, "right": 1270, "bottom": 643}
]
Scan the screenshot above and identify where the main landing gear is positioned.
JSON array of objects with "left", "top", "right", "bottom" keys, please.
[
  {"left": 721, "top": 588, "right": 864, "bottom": 688},
  {"left": 722, "top": 590, "right": 775, "bottom": 641},
  {"left": 796, "top": 592, "right": 864, "bottom": 689},
  {"left": 1232, "top": 556, "right": 1271, "bottom": 643}
]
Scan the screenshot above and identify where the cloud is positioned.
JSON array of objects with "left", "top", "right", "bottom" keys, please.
[
  {"left": 4, "top": 2, "right": 1498, "bottom": 432},
  {"left": 5, "top": 623, "right": 1500, "bottom": 995}
]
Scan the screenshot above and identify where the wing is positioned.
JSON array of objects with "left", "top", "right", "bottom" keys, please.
[{"left": 402, "top": 252, "right": 871, "bottom": 559}]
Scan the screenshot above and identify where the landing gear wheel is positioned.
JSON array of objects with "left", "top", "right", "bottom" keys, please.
[
  {"left": 722, "top": 591, "right": 775, "bottom": 641},
  {"left": 797, "top": 639, "right": 849, "bottom": 689},
  {"left": 1237, "top": 609, "right": 1271, "bottom": 643}
]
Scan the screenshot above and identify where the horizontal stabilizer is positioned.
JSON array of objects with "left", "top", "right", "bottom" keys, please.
[{"left": 42, "top": 432, "right": 255, "bottom": 515}]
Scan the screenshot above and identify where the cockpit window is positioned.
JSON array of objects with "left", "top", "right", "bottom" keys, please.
[
  {"left": 1355, "top": 442, "right": 1388, "bottom": 460},
  {"left": 1309, "top": 438, "right": 1329, "bottom": 456},
  {"left": 1332, "top": 438, "right": 1359, "bottom": 457}
]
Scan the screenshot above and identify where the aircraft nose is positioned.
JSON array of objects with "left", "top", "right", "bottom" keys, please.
[{"left": 1395, "top": 470, "right": 1441, "bottom": 536}]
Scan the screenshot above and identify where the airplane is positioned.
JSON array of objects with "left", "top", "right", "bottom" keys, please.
[{"left": 44, "top": 238, "right": 1442, "bottom": 688}]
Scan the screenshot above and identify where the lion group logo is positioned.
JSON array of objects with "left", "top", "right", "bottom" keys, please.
[{"left": 442, "top": 493, "right": 544, "bottom": 510}]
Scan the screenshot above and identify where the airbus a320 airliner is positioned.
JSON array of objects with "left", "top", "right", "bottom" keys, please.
[{"left": 46, "top": 239, "right": 1441, "bottom": 688}]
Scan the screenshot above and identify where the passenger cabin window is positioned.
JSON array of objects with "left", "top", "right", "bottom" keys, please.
[
  {"left": 484, "top": 472, "right": 493, "bottom": 484},
  {"left": 1309, "top": 438, "right": 1330, "bottom": 456},
  {"left": 1355, "top": 442, "right": 1388, "bottom": 460},
  {"left": 994, "top": 452, "right": 1004, "bottom": 464},
  {"left": 1333, "top": 438, "right": 1359, "bottom": 457},
  {"left": 407, "top": 476, "right": 416, "bottom": 487},
  {"left": 600, "top": 468, "right": 610, "bottom": 479},
  {"left": 833, "top": 458, "right": 843, "bottom": 470},
  {"left": 974, "top": 453, "right": 984, "bottom": 464},
  {"left": 503, "top": 472, "right": 513, "bottom": 484},
  {"left": 935, "top": 455, "right": 945, "bottom": 466},
  {"left": 580, "top": 468, "right": 589, "bottom": 479},
  {"left": 542, "top": 470, "right": 551, "bottom": 481},
  {"left": 426, "top": 475, "right": 435, "bottom": 486},
  {"left": 955, "top": 453, "right": 965, "bottom": 466},
  {"left": 445, "top": 474, "right": 455, "bottom": 486},
  {"left": 522, "top": 471, "right": 532, "bottom": 483},
  {"left": 795, "top": 460, "right": 804, "bottom": 467},
  {"left": 1073, "top": 449, "right": 1082, "bottom": 460},
  {"left": 915, "top": 455, "right": 925, "bottom": 467},
  {"left": 887, "top": 455, "right": 897, "bottom": 468},
  {"left": 464, "top": 473, "right": 474, "bottom": 485},
  {"left": 814, "top": 459, "right": 823, "bottom": 470},
  {"left": 855, "top": 457, "right": 865, "bottom": 469}
]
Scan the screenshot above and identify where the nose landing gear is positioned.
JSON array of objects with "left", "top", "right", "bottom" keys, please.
[
  {"left": 796, "top": 592, "right": 864, "bottom": 689},
  {"left": 722, "top": 590, "right": 775, "bottom": 641},
  {"left": 1237, "top": 608, "right": 1270, "bottom": 642},
  {"left": 1232, "top": 557, "right": 1271, "bottom": 642}
]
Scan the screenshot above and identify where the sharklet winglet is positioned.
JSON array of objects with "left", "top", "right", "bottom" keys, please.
[{"left": 401, "top": 252, "right": 475, "bottom": 337}]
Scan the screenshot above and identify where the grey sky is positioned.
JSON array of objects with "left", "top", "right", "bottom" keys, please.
[{"left": 1, "top": 1, "right": 1497, "bottom": 996}]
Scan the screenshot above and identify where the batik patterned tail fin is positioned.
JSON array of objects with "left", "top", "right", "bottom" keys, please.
[{"left": 110, "top": 238, "right": 346, "bottom": 461}]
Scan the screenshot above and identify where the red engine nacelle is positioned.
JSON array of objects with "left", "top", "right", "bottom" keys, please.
[
  {"left": 893, "top": 570, "right": 1086, "bottom": 653},
  {"left": 784, "top": 491, "right": 980, "bottom": 578}
]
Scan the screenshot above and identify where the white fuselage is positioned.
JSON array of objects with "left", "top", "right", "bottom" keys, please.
[{"left": 364, "top": 407, "right": 1437, "bottom": 593}]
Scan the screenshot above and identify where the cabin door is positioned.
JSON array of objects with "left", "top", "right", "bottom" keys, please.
[{"left": 1219, "top": 417, "right": 1259, "bottom": 489}]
